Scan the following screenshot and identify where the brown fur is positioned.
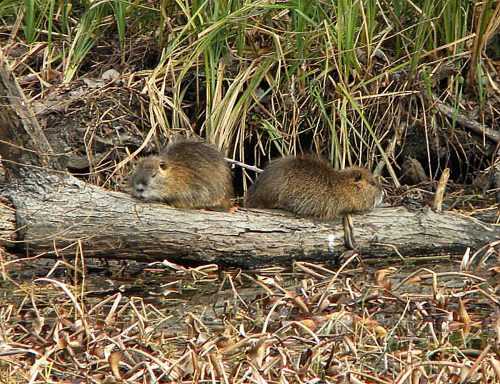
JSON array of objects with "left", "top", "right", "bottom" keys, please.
[
  {"left": 129, "top": 139, "right": 233, "bottom": 208},
  {"left": 246, "top": 156, "right": 383, "bottom": 218}
]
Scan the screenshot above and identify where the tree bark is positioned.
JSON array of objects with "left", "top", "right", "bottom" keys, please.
[
  {"left": 0, "top": 51, "right": 56, "bottom": 173},
  {"left": 0, "top": 168, "right": 498, "bottom": 267}
]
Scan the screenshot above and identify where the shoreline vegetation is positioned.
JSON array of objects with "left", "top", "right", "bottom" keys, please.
[{"left": 0, "top": 0, "right": 498, "bottom": 382}]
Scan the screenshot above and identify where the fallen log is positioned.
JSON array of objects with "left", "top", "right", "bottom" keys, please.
[
  {"left": 0, "top": 49, "right": 498, "bottom": 267},
  {"left": 0, "top": 167, "right": 498, "bottom": 267}
]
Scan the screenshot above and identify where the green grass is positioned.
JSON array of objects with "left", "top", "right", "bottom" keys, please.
[{"left": 1, "top": 0, "right": 497, "bottom": 178}]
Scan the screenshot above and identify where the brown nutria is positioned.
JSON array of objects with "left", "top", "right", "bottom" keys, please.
[
  {"left": 246, "top": 156, "right": 383, "bottom": 219},
  {"left": 129, "top": 139, "right": 233, "bottom": 209}
]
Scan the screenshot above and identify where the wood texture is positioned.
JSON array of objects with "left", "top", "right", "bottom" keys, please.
[
  {"left": 1, "top": 169, "right": 498, "bottom": 267},
  {"left": 0, "top": 50, "right": 55, "bottom": 171}
]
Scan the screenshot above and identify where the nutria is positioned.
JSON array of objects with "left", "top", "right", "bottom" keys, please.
[
  {"left": 129, "top": 139, "right": 233, "bottom": 209},
  {"left": 246, "top": 156, "right": 383, "bottom": 218}
]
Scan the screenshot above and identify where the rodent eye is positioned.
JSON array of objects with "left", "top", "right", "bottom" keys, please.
[
  {"left": 354, "top": 172, "right": 362, "bottom": 182},
  {"left": 159, "top": 161, "right": 167, "bottom": 170}
]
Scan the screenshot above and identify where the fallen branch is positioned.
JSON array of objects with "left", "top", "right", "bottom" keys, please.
[
  {"left": 432, "top": 99, "right": 500, "bottom": 144},
  {"left": 0, "top": 168, "right": 498, "bottom": 267}
]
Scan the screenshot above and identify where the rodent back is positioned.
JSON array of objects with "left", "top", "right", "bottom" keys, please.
[
  {"left": 247, "top": 156, "right": 382, "bottom": 218},
  {"left": 164, "top": 140, "right": 224, "bottom": 165},
  {"left": 161, "top": 140, "right": 233, "bottom": 202},
  {"left": 247, "top": 156, "right": 336, "bottom": 217},
  {"left": 163, "top": 140, "right": 230, "bottom": 183}
]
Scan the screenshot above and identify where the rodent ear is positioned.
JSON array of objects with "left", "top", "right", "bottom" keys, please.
[
  {"left": 159, "top": 160, "right": 167, "bottom": 170},
  {"left": 353, "top": 171, "right": 363, "bottom": 182}
]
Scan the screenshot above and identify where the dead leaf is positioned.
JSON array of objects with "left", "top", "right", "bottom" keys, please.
[
  {"left": 374, "top": 267, "right": 397, "bottom": 290},
  {"left": 108, "top": 350, "right": 122, "bottom": 379},
  {"left": 297, "top": 318, "right": 317, "bottom": 330},
  {"left": 32, "top": 315, "right": 44, "bottom": 336},
  {"left": 490, "top": 358, "right": 500, "bottom": 381},
  {"left": 247, "top": 336, "right": 275, "bottom": 369},
  {"left": 287, "top": 292, "right": 309, "bottom": 314},
  {"left": 458, "top": 299, "right": 470, "bottom": 325}
]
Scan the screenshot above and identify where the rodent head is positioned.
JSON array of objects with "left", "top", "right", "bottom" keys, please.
[
  {"left": 129, "top": 156, "right": 172, "bottom": 202},
  {"left": 341, "top": 167, "right": 384, "bottom": 211}
]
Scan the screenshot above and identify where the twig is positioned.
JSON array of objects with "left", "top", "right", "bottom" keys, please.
[
  {"left": 433, "top": 168, "right": 450, "bottom": 211},
  {"left": 225, "top": 158, "right": 263, "bottom": 173},
  {"left": 432, "top": 99, "right": 500, "bottom": 144}
]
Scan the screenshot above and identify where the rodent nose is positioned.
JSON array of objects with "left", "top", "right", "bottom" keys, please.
[{"left": 135, "top": 184, "right": 146, "bottom": 194}]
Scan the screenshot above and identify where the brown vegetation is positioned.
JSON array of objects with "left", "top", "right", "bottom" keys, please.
[
  {"left": 0, "top": 1, "right": 499, "bottom": 382},
  {"left": 0, "top": 254, "right": 498, "bottom": 382}
]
